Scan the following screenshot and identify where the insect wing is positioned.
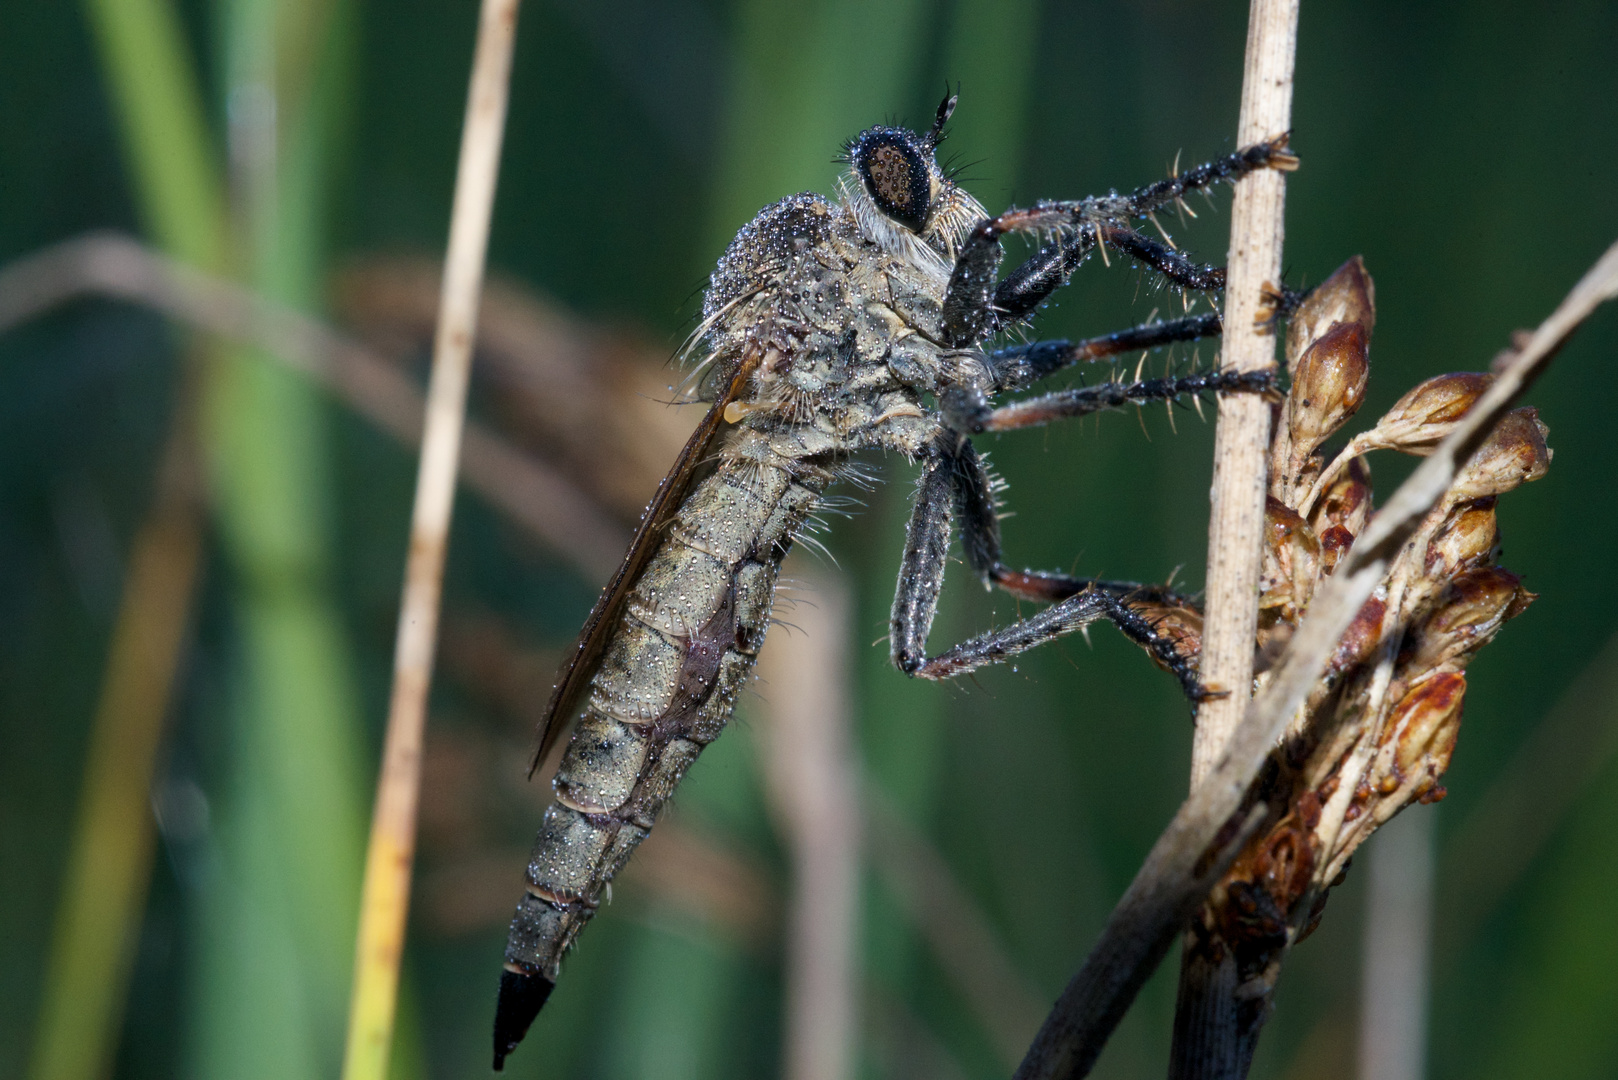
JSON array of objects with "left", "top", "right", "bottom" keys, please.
[{"left": 528, "top": 350, "right": 760, "bottom": 772}]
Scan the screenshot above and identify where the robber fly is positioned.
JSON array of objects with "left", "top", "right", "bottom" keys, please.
[{"left": 492, "top": 94, "right": 1297, "bottom": 1068}]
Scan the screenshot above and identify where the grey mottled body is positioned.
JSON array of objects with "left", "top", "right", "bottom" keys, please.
[{"left": 501, "top": 182, "right": 986, "bottom": 987}]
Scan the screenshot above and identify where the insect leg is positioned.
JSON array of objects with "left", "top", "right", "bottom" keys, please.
[
  {"left": 1095, "top": 228, "right": 1308, "bottom": 319},
  {"left": 989, "top": 230, "right": 1095, "bottom": 323},
  {"left": 1117, "top": 134, "right": 1298, "bottom": 219},
  {"left": 987, "top": 135, "right": 1298, "bottom": 236},
  {"left": 889, "top": 447, "right": 954, "bottom": 674},
  {"left": 1094, "top": 224, "right": 1225, "bottom": 291},
  {"left": 986, "top": 313, "right": 1223, "bottom": 392},
  {"left": 978, "top": 368, "right": 1277, "bottom": 433},
  {"left": 949, "top": 163, "right": 1298, "bottom": 349},
  {"left": 909, "top": 588, "right": 1208, "bottom": 699},
  {"left": 943, "top": 136, "right": 1296, "bottom": 346},
  {"left": 984, "top": 222, "right": 1227, "bottom": 339},
  {"left": 891, "top": 437, "right": 1206, "bottom": 698},
  {"left": 941, "top": 218, "right": 1009, "bottom": 346}
]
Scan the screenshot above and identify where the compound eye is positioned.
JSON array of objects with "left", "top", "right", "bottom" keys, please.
[{"left": 853, "top": 131, "right": 931, "bottom": 233}]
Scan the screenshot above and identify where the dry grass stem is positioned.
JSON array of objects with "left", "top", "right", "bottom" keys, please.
[
  {"left": 1173, "top": 1, "right": 1299, "bottom": 1074},
  {"left": 1192, "top": 0, "right": 1300, "bottom": 784},
  {"left": 755, "top": 564, "right": 861, "bottom": 1080},
  {"left": 332, "top": 254, "right": 698, "bottom": 517},
  {"left": 342, "top": 2, "right": 522, "bottom": 1077},
  {"left": 1358, "top": 812, "right": 1434, "bottom": 1080},
  {"left": 1169, "top": 255, "right": 1551, "bottom": 1068},
  {"left": 1015, "top": 238, "right": 1618, "bottom": 1079}
]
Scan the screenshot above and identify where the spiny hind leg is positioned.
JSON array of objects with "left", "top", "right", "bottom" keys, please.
[
  {"left": 888, "top": 436, "right": 1207, "bottom": 699},
  {"left": 909, "top": 586, "right": 1207, "bottom": 699}
]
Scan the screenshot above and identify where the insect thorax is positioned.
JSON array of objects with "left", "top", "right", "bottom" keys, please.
[{"left": 702, "top": 188, "right": 991, "bottom": 466}]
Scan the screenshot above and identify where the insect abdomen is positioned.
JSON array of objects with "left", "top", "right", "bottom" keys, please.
[{"left": 496, "top": 454, "right": 824, "bottom": 1062}]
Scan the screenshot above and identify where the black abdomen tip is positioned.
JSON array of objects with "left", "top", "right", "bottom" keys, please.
[{"left": 493, "top": 968, "right": 554, "bottom": 1071}]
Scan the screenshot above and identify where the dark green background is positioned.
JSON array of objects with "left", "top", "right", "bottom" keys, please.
[{"left": 2, "top": 1, "right": 1615, "bottom": 1078}]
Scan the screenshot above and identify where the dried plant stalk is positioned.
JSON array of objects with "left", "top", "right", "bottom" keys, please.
[
  {"left": 341, "top": 2, "right": 521, "bottom": 1077},
  {"left": 1015, "top": 239, "right": 1618, "bottom": 1079},
  {"left": 1172, "top": 1, "right": 1299, "bottom": 1074},
  {"left": 755, "top": 564, "right": 860, "bottom": 1080},
  {"left": 1193, "top": 0, "right": 1300, "bottom": 781},
  {"left": 1174, "top": 258, "right": 1551, "bottom": 1072}
]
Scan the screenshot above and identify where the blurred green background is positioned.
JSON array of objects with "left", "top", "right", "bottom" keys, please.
[{"left": 2, "top": 1, "right": 1616, "bottom": 1079}]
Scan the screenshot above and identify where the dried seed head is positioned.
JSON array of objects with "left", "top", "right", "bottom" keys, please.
[
  {"left": 1208, "top": 255, "right": 1555, "bottom": 1006},
  {"left": 1426, "top": 498, "right": 1499, "bottom": 578},
  {"left": 1286, "top": 256, "right": 1376, "bottom": 364},
  {"left": 1286, "top": 320, "right": 1370, "bottom": 462},
  {"left": 1450, "top": 407, "right": 1552, "bottom": 500},
  {"left": 1370, "top": 372, "right": 1494, "bottom": 453},
  {"left": 1401, "top": 566, "right": 1533, "bottom": 677},
  {"left": 1328, "top": 592, "right": 1387, "bottom": 677},
  {"left": 1310, "top": 456, "right": 1372, "bottom": 539},
  {"left": 1379, "top": 671, "right": 1466, "bottom": 810},
  {"left": 1261, "top": 497, "right": 1321, "bottom": 618}
]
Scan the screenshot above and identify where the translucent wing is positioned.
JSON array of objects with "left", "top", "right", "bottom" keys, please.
[{"left": 527, "top": 348, "right": 761, "bottom": 773}]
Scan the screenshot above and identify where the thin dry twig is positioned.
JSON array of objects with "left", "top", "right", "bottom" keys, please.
[
  {"left": 332, "top": 255, "right": 698, "bottom": 518},
  {"left": 0, "top": 232, "right": 626, "bottom": 580},
  {"left": 755, "top": 563, "right": 861, "bottom": 1080},
  {"left": 1175, "top": 2, "right": 1299, "bottom": 1073},
  {"left": 1192, "top": 0, "right": 1300, "bottom": 782},
  {"left": 1013, "top": 238, "right": 1618, "bottom": 1080},
  {"left": 342, "top": 2, "right": 522, "bottom": 1077}
]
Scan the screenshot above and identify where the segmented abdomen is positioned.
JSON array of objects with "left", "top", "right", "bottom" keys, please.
[{"left": 502, "top": 454, "right": 824, "bottom": 983}]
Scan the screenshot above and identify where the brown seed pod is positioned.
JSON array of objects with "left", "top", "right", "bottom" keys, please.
[
  {"left": 1310, "top": 456, "right": 1372, "bottom": 539},
  {"left": 1260, "top": 497, "right": 1322, "bottom": 620},
  {"left": 1450, "top": 407, "right": 1552, "bottom": 500},
  {"left": 1285, "top": 320, "right": 1370, "bottom": 465},
  {"left": 1425, "top": 498, "right": 1500, "bottom": 578},
  {"left": 1387, "top": 672, "right": 1466, "bottom": 786},
  {"left": 1273, "top": 258, "right": 1375, "bottom": 503},
  {"left": 1327, "top": 592, "right": 1387, "bottom": 677},
  {"left": 1371, "top": 371, "right": 1495, "bottom": 454},
  {"left": 1338, "top": 670, "right": 1468, "bottom": 829},
  {"left": 1316, "top": 526, "right": 1354, "bottom": 574},
  {"left": 1285, "top": 256, "right": 1376, "bottom": 364},
  {"left": 1400, "top": 566, "right": 1533, "bottom": 677}
]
